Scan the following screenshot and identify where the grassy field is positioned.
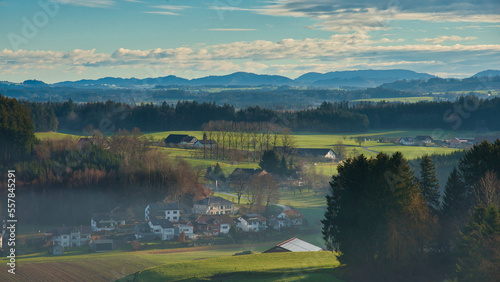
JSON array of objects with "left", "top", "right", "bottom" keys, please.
[
  {"left": 2, "top": 243, "right": 323, "bottom": 282},
  {"left": 35, "top": 131, "right": 81, "bottom": 140},
  {"left": 134, "top": 251, "right": 341, "bottom": 281},
  {"left": 36, "top": 130, "right": 465, "bottom": 176}
]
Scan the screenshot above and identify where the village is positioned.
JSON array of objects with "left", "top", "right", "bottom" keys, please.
[{"left": 0, "top": 167, "right": 309, "bottom": 256}]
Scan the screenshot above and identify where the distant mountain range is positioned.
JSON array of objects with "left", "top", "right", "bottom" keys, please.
[{"left": 1, "top": 69, "right": 499, "bottom": 90}]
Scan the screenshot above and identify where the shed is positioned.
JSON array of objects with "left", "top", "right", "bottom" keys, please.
[
  {"left": 91, "top": 239, "right": 114, "bottom": 252},
  {"left": 52, "top": 243, "right": 64, "bottom": 255},
  {"left": 263, "top": 237, "right": 322, "bottom": 253}
]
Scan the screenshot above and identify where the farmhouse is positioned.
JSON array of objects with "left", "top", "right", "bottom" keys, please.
[
  {"left": 195, "top": 214, "right": 234, "bottom": 236},
  {"left": 145, "top": 202, "right": 180, "bottom": 222},
  {"left": 236, "top": 214, "right": 267, "bottom": 232},
  {"left": 91, "top": 212, "right": 127, "bottom": 232},
  {"left": 192, "top": 196, "right": 236, "bottom": 215},
  {"left": 263, "top": 237, "right": 322, "bottom": 253},
  {"left": 164, "top": 134, "right": 189, "bottom": 145},
  {"left": 148, "top": 219, "right": 175, "bottom": 240},
  {"left": 270, "top": 209, "right": 304, "bottom": 230},
  {"left": 275, "top": 147, "right": 336, "bottom": 160},
  {"left": 415, "top": 135, "right": 433, "bottom": 144},
  {"left": 51, "top": 226, "right": 92, "bottom": 248},
  {"left": 174, "top": 222, "right": 196, "bottom": 239},
  {"left": 399, "top": 137, "right": 415, "bottom": 146}
]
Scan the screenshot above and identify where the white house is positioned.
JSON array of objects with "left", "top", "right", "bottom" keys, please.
[
  {"left": 399, "top": 137, "right": 415, "bottom": 146},
  {"left": 193, "top": 196, "right": 236, "bottom": 215},
  {"left": 51, "top": 226, "right": 92, "bottom": 248},
  {"left": 145, "top": 202, "right": 180, "bottom": 222},
  {"left": 174, "top": 222, "right": 196, "bottom": 239},
  {"left": 91, "top": 212, "right": 127, "bottom": 232},
  {"left": 236, "top": 214, "right": 267, "bottom": 232},
  {"left": 194, "top": 139, "right": 217, "bottom": 148},
  {"left": 148, "top": 219, "right": 175, "bottom": 240},
  {"left": 271, "top": 209, "right": 304, "bottom": 230}
]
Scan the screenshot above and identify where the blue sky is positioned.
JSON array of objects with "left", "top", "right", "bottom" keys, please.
[{"left": 0, "top": 0, "right": 499, "bottom": 83}]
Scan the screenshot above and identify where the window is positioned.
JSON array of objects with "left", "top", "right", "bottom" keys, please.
[
  {"left": 173, "top": 211, "right": 178, "bottom": 214},
  {"left": 173, "top": 217, "right": 177, "bottom": 220},
  {"left": 210, "top": 207, "right": 213, "bottom": 210},
  {"left": 222, "top": 225, "right": 228, "bottom": 229},
  {"left": 167, "top": 211, "right": 170, "bottom": 214},
  {"left": 220, "top": 205, "right": 224, "bottom": 209}
]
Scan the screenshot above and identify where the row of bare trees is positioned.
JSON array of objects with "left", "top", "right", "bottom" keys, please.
[{"left": 198, "top": 121, "right": 295, "bottom": 162}]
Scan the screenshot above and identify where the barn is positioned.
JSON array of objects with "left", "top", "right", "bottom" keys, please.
[{"left": 262, "top": 237, "right": 322, "bottom": 253}]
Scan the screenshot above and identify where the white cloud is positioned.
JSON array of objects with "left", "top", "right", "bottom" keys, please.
[
  {"left": 417, "top": 35, "right": 477, "bottom": 44},
  {"left": 55, "top": 0, "right": 116, "bottom": 8},
  {"left": 221, "top": 0, "right": 500, "bottom": 33},
  {"left": 143, "top": 11, "right": 179, "bottom": 16},
  {"left": 209, "top": 28, "right": 255, "bottom": 31}
]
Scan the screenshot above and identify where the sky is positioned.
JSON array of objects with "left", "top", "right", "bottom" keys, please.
[{"left": 0, "top": 0, "right": 499, "bottom": 83}]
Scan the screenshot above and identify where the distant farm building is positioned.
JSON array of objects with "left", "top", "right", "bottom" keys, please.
[
  {"left": 398, "top": 137, "right": 415, "bottom": 146},
  {"left": 52, "top": 243, "right": 64, "bottom": 255},
  {"left": 263, "top": 238, "right": 322, "bottom": 253},
  {"left": 415, "top": 135, "right": 433, "bottom": 144},
  {"left": 276, "top": 147, "right": 336, "bottom": 160},
  {"left": 90, "top": 239, "right": 114, "bottom": 252}
]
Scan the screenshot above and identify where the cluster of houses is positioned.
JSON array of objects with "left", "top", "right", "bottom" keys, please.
[
  {"left": 398, "top": 135, "right": 499, "bottom": 148},
  {"left": 34, "top": 195, "right": 304, "bottom": 255},
  {"left": 133, "top": 196, "right": 305, "bottom": 242}
]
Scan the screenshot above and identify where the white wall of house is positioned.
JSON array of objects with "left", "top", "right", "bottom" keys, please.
[
  {"left": 53, "top": 232, "right": 90, "bottom": 247},
  {"left": 220, "top": 223, "right": 231, "bottom": 234}
]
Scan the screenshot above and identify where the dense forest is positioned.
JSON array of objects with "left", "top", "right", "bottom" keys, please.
[
  {"left": 21, "top": 96, "right": 500, "bottom": 134},
  {"left": 323, "top": 141, "right": 500, "bottom": 281},
  {"left": 380, "top": 75, "right": 500, "bottom": 93}
]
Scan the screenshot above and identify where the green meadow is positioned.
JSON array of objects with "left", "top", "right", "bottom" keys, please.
[
  {"left": 134, "top": 251, "right": 341, "bottom": 281},
  {"left": 35, "top": 130, "right": 465, "bottom": 176}
]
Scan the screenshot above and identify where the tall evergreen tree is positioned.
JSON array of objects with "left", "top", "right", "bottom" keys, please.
[
  {"left": 279, "top": 156, "right": 288, "bottom": 177},
  {"left": 455, "top": 205, "right": 500, "bottom": 282},
  {"left": 419, "top": 155, "right": 441, "bottom": 211},
  {"left": 259, "top": 150, "right": 280, "bottom": 174},
  {"left": 0, "top": 94, "right": 37, "bottom": 161}
]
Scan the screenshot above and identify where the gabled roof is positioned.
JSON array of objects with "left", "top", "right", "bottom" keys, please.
[
  {"left": 194, "top": 196, "right": 234, "bottom": 206},
  {"left": 228, "top": 168, "right": 267, "bottom": 182},
  {"left": 241, "top": 213, "right": 267, "bottom": 223},
  {"left": 53, "top": 226, "right": 92, "bottom": 236},
  {"left": 147, "top": 202, "right": 179, "bottom": 211},
  {"left": 92, "top": 212, "right": 127, "bottom": 222},
  {"left": 282, "top": 209, "right": 304, "bottom": 219},
  {"left": 181, "top": 136, "right": 198, "bottom": 143},
  {"left": 150, "top": 219, "right": 174, "bottom": 229},
  {"left": 164, "top": 134, "right": 189, "bottom": 144},
  {"left": 197, "top": 214, "right": 234, "bottom": 225},
  {"left": 263, "top": 237, "right": 322, "bottom": 253}
]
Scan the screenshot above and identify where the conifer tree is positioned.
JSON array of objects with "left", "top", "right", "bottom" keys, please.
[{"left": 419, "top": 155, "right": 441, "bottom": 211}]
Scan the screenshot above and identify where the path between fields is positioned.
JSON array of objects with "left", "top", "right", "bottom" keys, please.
[
  {"left": 362, "top": 146, "right": 379, "bottom": 153},
  {"left": 218, "top": 192, "right": 291, "bottom": 210}
]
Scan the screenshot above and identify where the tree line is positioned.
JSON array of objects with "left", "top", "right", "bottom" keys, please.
[
  {"left": 322, "top": 141, "right": 500, "bottom": 281},
  {"left": 20, "top": 96, "right": 500, "bottom": 135}
]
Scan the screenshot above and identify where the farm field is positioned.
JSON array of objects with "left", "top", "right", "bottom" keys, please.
[
  {"left": 134, "top": 251, "right": 341, "bottom": 281},
  {"left": 1, "top": 243, "right": 326, "bottom": 282},
  {"left": 35, "top": 130, "right": 465, "bottom": 176}
]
